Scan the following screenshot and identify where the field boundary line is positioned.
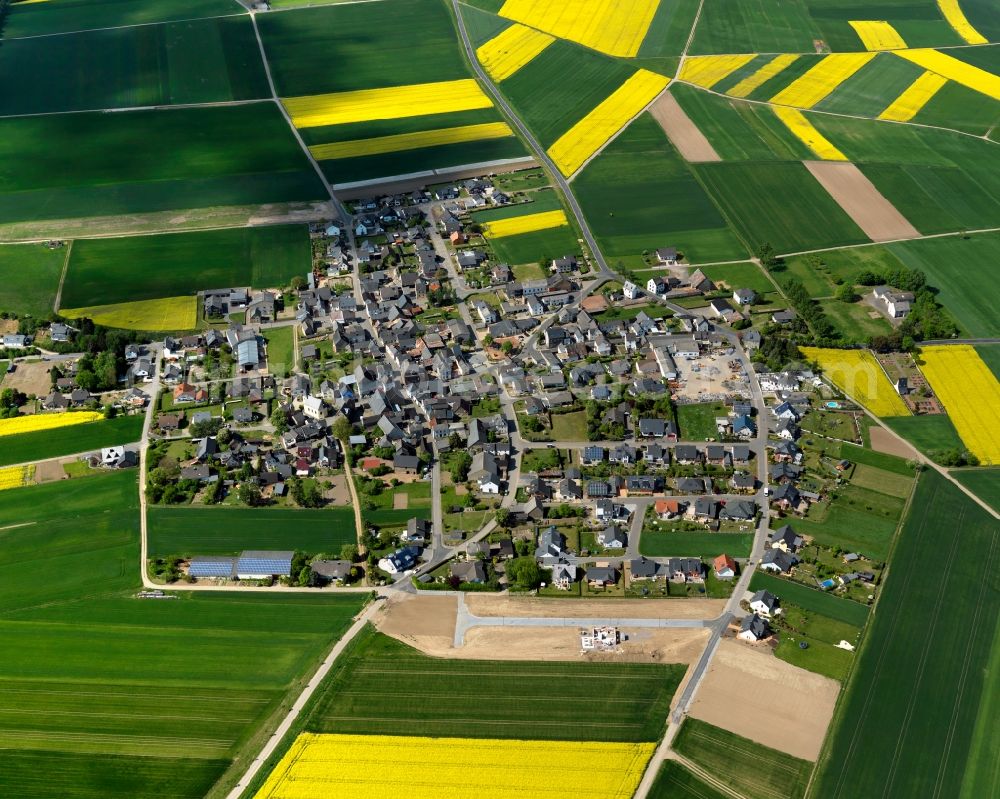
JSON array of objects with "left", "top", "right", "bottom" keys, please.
[
  {"left": 52, "top": 240, "right": 73, "bottom": 313},
  {"left": 670, "top": 753, "right": 749, "bottom": 799}
]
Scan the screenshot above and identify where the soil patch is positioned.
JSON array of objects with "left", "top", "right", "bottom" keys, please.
[
  {"left": 688, "top": 638, "right": 839, "bottom": 760},
  {"left": 323, "top": 475, "right": 352, "bottom": 505},
  {"left": 374, "top": 594, "right": 458, "bottom": 652},
  {"left": 804, "top": 161, "right": 920, "bottom": 242},
  {"left": 33, "top": 459, "right": 68, "bottom": 483},
  {"left": 649, "top": 92, "right": 721, "bottom": 163},
  {"left": 869, "top": 425, "right": 920, "bottom": 459},
  {"left": 392, "top": 491, "right": 409, "bottom": 510},
  {"left": 465, "top": 594, "right": 726, "bottom": 620},
  {"left": 5, "top": 361, "right": 52, "bottom": 397}
]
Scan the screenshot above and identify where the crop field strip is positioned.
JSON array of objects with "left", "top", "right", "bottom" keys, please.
[
  {"left": 482, "top": 209, "right": 569, "bottom": 238},
  {"left": 849, "top": 20, "right": 908, "bottom": 51},
  {"left": 60, "top": 296, "right": 197, "bottom": 332},
  {"left": 812, "top": 472, "right": 1000, "bottom": 798},
  {"left": 304, "top": 626, "right": 684, "bottom": 742},
  {"left": 801, "top": 347, "right": 911, "bottom": 417},
  {"left": 476, "top": 23, "right": 555, "bottom": 82},
  {"left": 879, "top": 71, "right": 949, "bottom": 121},
  {"left": 772, "top": 107, "right": 847, "bottom": 160},
  {"left": 0, "top": 472, "right": 366, "bottom": 799},
  {"left": 256, "top": 733, "right": 654, "bottom": 799},
  {"left": 0, "top": 415, "right": 144, "bottom": 467},
  {"left": 771, "top": 53, "right": 878, "bottom": 109},
  {"left": 917, "top": 345, "right": 1000, "bottom": 464}
]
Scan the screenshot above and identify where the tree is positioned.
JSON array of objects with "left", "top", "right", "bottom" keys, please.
[
  {"left": 340, "top": 543, "right": 359, "bottom": 562},
  {"left": 835, "top": 282, "right": 858, "bottom": 303},
  {"left": 482, "top": 334, "right": 494, "bottom": 348},
  {"left": 755, "top": 242, "right": 778, "bottom": 269},
  {"left": 495, "top": 507, "right": 511, "bottom": 528},
  {"left": 501, "top": 340, "right": 513, "bottom": 355},
  {"left": 331, "top": 415, "right": 353, "bottom": 442},
  {"left": 238, "top": 482, "right": 263, "bottom": 507},
  {"left": 290, "top": 275, "right": 308, "bottom": 291},
  {"left": 270, "top": 406, "right": 289, "bottom": 434},
  {"left": 507, "top": 557, "right": 542, "bottom": 589},
  {"left": 450, "top": 451, "right": 472, "bottom": 483}
]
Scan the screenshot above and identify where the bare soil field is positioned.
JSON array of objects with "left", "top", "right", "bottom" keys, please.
[
  {"left": 688, "top": 638, "right": 839, "bottom": 760},
  {"left": 650, "top": 92, "right": 721, "bottom": 162},
  {"left": 33, "top": 458, "right": 68, "bottom": 483},
  {"left": 869, "top": 425, "right": 920, "bottom": 459},
  {"left": 323, "top": 474, "right": 351, "bottom": 505},
  {"left": 374, "top": 594, "right": 458, "bottom": 652},
  {"left": 392, "top": 491, "right": 409, "bottom": 510},
  {"left": 5, "top": 361, "right": 52, "bottom": 397},
  {"left": 465, "top": 594, "right": 726, "bottom": 620},
  {"left": 804, "top": 161, "right": 920, "bottom": 242}
]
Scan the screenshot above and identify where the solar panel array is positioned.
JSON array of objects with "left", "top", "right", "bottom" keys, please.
[
  {"left": 236, "top": 550, "right": 293, "bottom": 576},
  {"left": 188, "top": 557, "right": 236, "bottom": 578}
]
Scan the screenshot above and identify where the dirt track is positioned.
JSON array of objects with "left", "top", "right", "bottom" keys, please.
[
  {"left": 465, "top": 594, "right": 726, "bottom": 619},
  {"left": 688, "top": 639, "right": 839, "bottom": 760},
  {"left": 649, "top": 92, "right": 721, "bottom": 162},
  {"left": 805, "top": 161, "right": 920, "bottom": 242}
]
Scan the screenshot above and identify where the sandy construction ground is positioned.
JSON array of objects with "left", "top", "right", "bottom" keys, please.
[
  {"left": 650, "top": 92, "right": 721, "bottom": 162},
  {"left": 465, "top": 594, "right": 726, "bottom": 620},
  {"left": 4, "top": 361, "right": 52, "bottom": 398},
  {"left": 688, "top": 639, "right": 839, "bottom": 760},
  {"left": 805, "top": 161, "right": 920, "bottom": 242},
  {"left": 869, "top": 426, "right": 919, "bottom": 459},
  {"left": 33, "top": 458, "right": 68, "bottom": 483},
  {"left": 374, "top": 594, "right": 458, "bottom": 651}
]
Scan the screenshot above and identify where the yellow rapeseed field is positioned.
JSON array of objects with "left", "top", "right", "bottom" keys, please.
[
  {"left": 548, "top": 69, "right": 669, "bottom": 176},
  {"left": 309, "top": 122, "right": 514, "bottom": 161},
  {"left": 477, "top": 24, "right": 555, "bottom": 81},
  {"left": 801, "top": 347, "right": 911, "bottom": 417},
  {"left": 848, "top": 20, "right": 908, "bottom": 50},
  {"left": 773, "top": 106, "right": 847, "bottom": 160},
  {"left": 770, "top": 53, "right": 876, "bottom": 108},
  {"left": 498, "top": 0, "right": 659, "bottom": 58},
  {"left": 894, "top": 49, "right": 1000, "bottom": 101},
  {"left": 0, "top": 411, "right": 103, "bottom": 438},
  {"left": 727, "top": 54, "right": 799, "bottom": 98},
  {"left": 255, "top": 733, "right": 655, "bottom": 799},
  {"left": 61, "top": 296, "right": 197, "bottom": 332},
  {"left": 936, "top": 0, "right": 987, "bottom": 44},
  {"left": 679, "top": 54, "right": 758, "bottom": 89},
  {"left": 284, "top": 80, "right": 493, "bottom": 128},
  {"left": 878, "top": 71, "right": 948, "bottom": 121},
  {"left": 918, "top": 345, "right": 1000, "bottom": 464},
  {"left": 482, "top": 209, "right": 569, "bottom": 238},
  {"left": 0, "top": 465, "right": 34, "bottom": 492}
]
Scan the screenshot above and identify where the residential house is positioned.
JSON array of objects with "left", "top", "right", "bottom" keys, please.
[
  {"left": 738, "top": 613, "right": 771, "bottom": 642},
  {"left": 750, "top": 589, "right": 781, "bottom": 617},
  {"left": 713, "top": 553, "right": 736, "bottom": 579}
]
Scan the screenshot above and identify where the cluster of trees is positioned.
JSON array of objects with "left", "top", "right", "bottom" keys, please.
[
  {"left": 782, "top": 278, "right": 839, "bottom": 342},
  {"left": 0, "top": 387, "right": 26, "bottom": 419}
]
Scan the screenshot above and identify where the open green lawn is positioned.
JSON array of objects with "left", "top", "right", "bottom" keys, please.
[
  {"left": 640, "top": 531, "right": 754, "bottom": 558},
  {"left": 259, "top": 0, "right": 468, "bottom": 96},
  {"left": 772, "top": 604, "right": 860, "bottom": 681},
  {"left": 487, "top": 226, "right": 581, "bottom": 266},
  {"left": 818, "top": 298, "right": 894, "bottom": 343},
  {"left": 361, "top": 480, "right": 432, "bottom": 529},
  {"left": 0, "top": 415, "right": 145, "bottom": 467},
  {"left": 549, "top": 410, "right": 589, "bottom": 441},
  {"left": 812, "top": 471, "right": 1000, "bottom": 799},
  {"left": 701, "top": 261, "right": 777, "bottom": 297},
  {"left": 500, "top": 39, "right": 635, "bottom": 149},
  {"left": 795, "top": 485, "right": 904, "bottom": 560},
  {"left": 0, "top": 17, "right": 268, "bottom": 116},
  {"left": 63, "top": 226, "right": 310, "bottom": 308},
  {"left": 648, "top": 760, "right": 730, "bottom": 799},
  {"left": 0, "top": 470, "right": 366, "bottom": 799},
  {"left": 575, "top": 115, "right": 747, "bottom": 263},
  {"left": 264, "top": 325, "right": 296, "bottom": 377},
  {"left": 839, "top": 441, "right": 915, "bottom": 476},
  {"left": 147, "top": 506, "right": 358, "bottom": 556},
  {"left": 0, "top": 104, "right": 324, "bottom": 224},
  {"left": 304, "top": 625, "right": 685, "bottom": 741},
  {"left": 849, "top": 463, "right": 914, "bottom": 499},
  {"left": 677, "top": 402, "right": 727, "bottom": 440},
  {"left": 0, "top": 243, "right": 66, "bottom": 317},
  {"left": 749, "top": 571, "right": 869, "bottom": 626},
  {"left": 693, "top": 161, "right": 870, "bottom": 254},
  {"left": 4, "top": 0, "right": 240, "bottom": 38},
  {"left": 884, "top": 415, "right": 967, "bottom": 461},
  {"left": 951, "top": 468, "right": 1000, "bottom": 514},
  {"left": 674, "top": 718, "right": 811, "bottom": 799}
]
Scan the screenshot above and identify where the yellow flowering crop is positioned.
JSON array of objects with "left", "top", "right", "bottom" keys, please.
[
  {"left": 0, "top": 411, "right": 103, "bottom": 438},
  {"left": 284, "top": 80, "right": 494, "bottom": 128},
  {"left": 309, "top": 122, "right": 514, "bottom": 161},
  {"left": 878, "top": 71, "right": 948, "bottom": 121},
  {"left": 727, "top": 54, "right": 799, "bottom": 98},
  {"left": 848, "top": 21, "right": 908, "bottom": 50},
  {"left": 894, "top": 49, "right": 1000, "bottom": 101},
  {"left": 61, "top": 296, "right": 196, "bottom": 332},
  {"left": 770, "top": 53, "right": 876, "bottom": 108},
  {"left": 936, "top": 0, "right": 987, "bottom": 44},
  {"left": 477, "top": 24, "right": 555, "bottom": 82},
  {"left": 255, "top": 733, "right": 655, "bottom": 799},
  {"left": 498, "top": 0, "right": 659, "bottom": 58},
  {"left": 0, "top": 465, "right": 34, "bottom": 491},
  {"left": 483, "top": 209, "right": 569, "bottom": 238},
  {"left": 679, "top": 55, "right": 758, "bottom": 89},
  {"left": 548, "top": 69, "right": 669, "bottom": 176},
  {"left": 801, "top": 347, "right": 911, "bottom": 417},
  {"left": 773, "top": 106, "right": 847, "bottom": 160},
  {"left": 918, "top": 345, "right": 1000, "bottom": 464}
]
